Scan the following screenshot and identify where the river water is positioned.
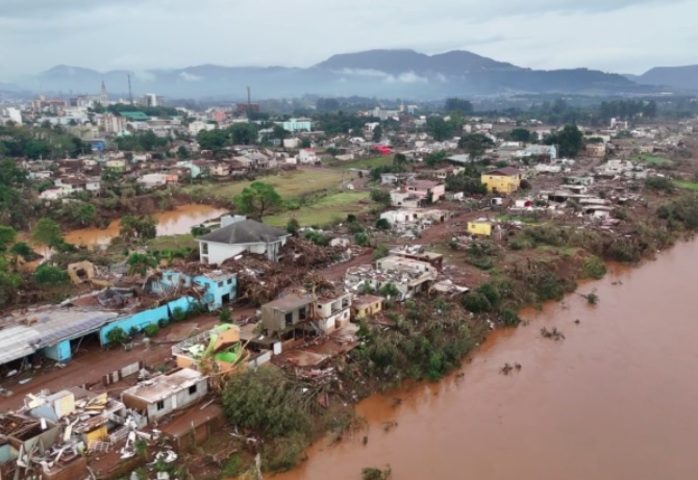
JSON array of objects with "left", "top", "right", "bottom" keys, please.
[
  {"left": 277, "top": 240, "right": 698, "bottom": 480},
  {"left": 64, "top": 204, "right": 228, "bottom": 247}
]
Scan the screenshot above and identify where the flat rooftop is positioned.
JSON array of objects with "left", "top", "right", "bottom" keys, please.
[
  {"left": 122, "top": 368, "right": 205, "bottom": 404},
  {"left": 262, "top": 293, "right": 316, "bottom": 312}
]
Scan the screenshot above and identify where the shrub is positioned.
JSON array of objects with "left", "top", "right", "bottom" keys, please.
[
  {"left": 582, "top": 255, "right": 606, "bottom": 280},
  {"left": 373, "top": 244, "right": 390, "bottom": 260},
  {"left": 286, "top": 218, "right": 300, "bottom": 235},
  {"left": 461, "top": 291, "right": 493, "bottom": 313},
  {"left": 478, "top": 283, "right": 501, "bottom": 308},
  {"left": 354, "top": 232, "right": 370, "bottom": 247},
  {"left": 144, "top": 324, "right": 159, "bottom": 337},
  {"left": 304, "top": 230, "right": 328, "bottom": 246},
  {"left": 221, "top": 454, "right": 242, "bottom": 477},
  {"left": 106, "top": 327, "right": 128, "bottom": 346},
  {"left": 219, "top": 308, "right": 232, "bottom": 323},
  {"left": 644, "top": 176, "right": 675, "bottom": 193},
  {"left": 370, "top": 189, "right": 392, "bottom": 206},
  {"left": 499, "top": 309, "right": 521, "bottom": 327},
  {"left": 171, "top": 307, "right": 187, "bottom": 322},
  {"left": 32, "top": 264, "right": 69, "bottom": 285},
  {"left": 157, "top": 318, "right": 170, "bottom": 328},
  {"left": 375, "top": 218, "right": 391, "bottom": 230}
]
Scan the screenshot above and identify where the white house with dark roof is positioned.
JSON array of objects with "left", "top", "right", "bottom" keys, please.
[{"left": 197, "top": 215, "right": 291, "bottom": 264}]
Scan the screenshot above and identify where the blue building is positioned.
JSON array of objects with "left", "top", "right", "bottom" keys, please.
[{"left": 152, "top": 270, "right": 237, "bottom": 310}]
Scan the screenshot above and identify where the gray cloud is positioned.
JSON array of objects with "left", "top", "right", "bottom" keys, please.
[{"left": 0, "top": 0, "right": 695, "bottom": 78}]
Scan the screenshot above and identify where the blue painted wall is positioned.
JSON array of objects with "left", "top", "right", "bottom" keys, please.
[
  {"left": 100, "top": 304, "right": 169, "bottom": 345},
  {"left": 43, "top": 340, "right": 72, "bottom": 363},
  {"left": 99, "top": 296, "right": 202, "bottom": 345},
  {"left": 156, "top": 270, "right": 236, "bottom": 310}
]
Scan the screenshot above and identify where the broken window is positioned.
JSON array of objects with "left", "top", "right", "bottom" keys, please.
[
  {"left": 218, "top": 281, "right": 224, "bottom": 288},
  {"left": 201, "top": 243, "right": 209, "bottom": 254},
  {"left": 188, "top": 384, "right": 197, "bottom": 395},
  {"left": 285, "top": 312, "right": 293, "bottom": 326},
  {"left": 227, "top": 278, "right": 233, "bottom": 285},
  {"left": 299, "top": 307, "right": 306, "bottom": 320},
  {"left": 156, "top": 400, "right": 165, "bottom": 410}
]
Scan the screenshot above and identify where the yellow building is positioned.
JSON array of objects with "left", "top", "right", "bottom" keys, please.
[
  {"left": 467, "top": 219, "right": 493, "bottom": 237},
  {"left": 481, "top": 167, "right": 522, "bottom": 194},
  {"left": 351, "top": 295, "right": 383, "bottom": 320}
]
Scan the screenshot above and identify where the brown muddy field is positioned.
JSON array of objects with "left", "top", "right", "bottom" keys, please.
[{"left": 277, "top": 240, "right": 698, "bottom": 480}]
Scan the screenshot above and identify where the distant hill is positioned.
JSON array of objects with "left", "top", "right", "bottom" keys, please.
[
  {"left": 25, "top": 49, "right": 658, "bottom": 99},
  {"left": 629, "top": 65, "right": 698, "bottom": 90}
]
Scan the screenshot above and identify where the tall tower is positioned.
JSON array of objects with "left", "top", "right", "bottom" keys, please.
[{"left": 100, "top": 79, "right": 108, "bottom": 104}]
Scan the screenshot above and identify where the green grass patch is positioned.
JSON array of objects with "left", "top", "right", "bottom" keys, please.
[
  {"left": 183, "top": 170, "right": 352, "bottom": 202},
  {"left": 264, "top": 191, "right": 373, "bottom": 227},
  {"left": 673, "top": 180, "right": 698, "bottom": 191},
  {"left": 145, "top": 234, "right": 197, "bottom": 250},
  {"left": 636, "top": 154, "right": 674, "bottom": 166},
  {"left": 330, "top": 156, "right": 393, "bottom": 170}
]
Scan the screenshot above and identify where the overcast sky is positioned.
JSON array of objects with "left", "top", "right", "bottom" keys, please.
[{"left": 0, "top": 0, "right": 695, "bottom": 78}]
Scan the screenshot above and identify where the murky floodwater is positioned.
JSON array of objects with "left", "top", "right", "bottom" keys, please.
[
  {"left": 64, "top": 204, "right": 228, "bottom": 247},
  {"left": 278, "top": 240, "right": 698, "bottom": 480}
]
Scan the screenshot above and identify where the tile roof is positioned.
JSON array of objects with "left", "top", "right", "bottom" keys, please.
[{"left": 197, "top": 219, "right": 289, "bottom": 245}]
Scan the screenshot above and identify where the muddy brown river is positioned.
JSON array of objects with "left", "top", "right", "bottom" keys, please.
[
  {"left": 64, "top": 204, "right": 228, "bottom": 247},
  {"left": 277, "top": 240, "right": 698, "bottom": 480}
]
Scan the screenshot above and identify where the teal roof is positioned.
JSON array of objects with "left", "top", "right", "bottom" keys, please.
[{"left": 119, "top": 111, "right": 150, "bottom": 121}]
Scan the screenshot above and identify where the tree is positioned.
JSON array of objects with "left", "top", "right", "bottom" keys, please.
[
  {"left": 228, "top": 123, "right": 259, "bottom": 145},
  {"left": 444, "top": 98, "right": 474, "bottom": 115},
  {"left": 233, "top": 181, "right": 282, "bottom": 219},
  {"left": 196, "top": 129, "right": 228, "bottom": 150},
  {"left": 0, "top": 226, "right": 17, "bottom": 252},
  {"left": 393, "top": 153, "right": 407, "bottom": 167},
  {"left": 426, "top": 117, "right": 455, "bottom": 141},
  {"left": 72, "top": 202, "right": 96, "bottom": 226},
  {"left": 372, "top": 125, "right": 383, "bottom": 143},
  {"left": 370, "top": 189, "right": 392, "bottom": 207},
  {"left": 32, "top": 217, "right": 62, "bottom": 250},
  {"left": 176, "top": 145, "right": 190, "bottom": 159},
  {"left": 423, "top": 151, "right": 447, "bottom": 167},
  {"left": 458, "top": 133, "right": 494, "bottom": 161},
  {"left": 273, "top": 125, "right": 289, "bottom": 143},
  {"left": 127, "top": 253, "right": 158, "bottom": 275},
  {"left": 509, "top": 128, "right": 532, "bottom": 143},
  {"left": 120, "top": 215, "right": 158, "bottom": 241},
  {"left": 286, "top": 218, "right": 300, "bottom": 235},
  {"left": 300, "top": 138, "right": 311, "bottom": 149},
  {"left": 546, "top": 124, "right": 584, "bottom": 158}
]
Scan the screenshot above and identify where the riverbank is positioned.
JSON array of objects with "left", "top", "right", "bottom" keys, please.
[
  {"left": 277, "top": 239, "right": 698, "bottom": 480},
  {"left": 209, "top": 189, "right": 698, "bottom": 478}
]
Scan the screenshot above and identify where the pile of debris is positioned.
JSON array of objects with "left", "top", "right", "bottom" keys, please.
[{"left": 280, "top": 237, "right": 345, "bottom": 268}]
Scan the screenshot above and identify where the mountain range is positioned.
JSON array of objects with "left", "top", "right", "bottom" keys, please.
[{"left": 2, "top": 49, "right": 694, "bottom": 100}]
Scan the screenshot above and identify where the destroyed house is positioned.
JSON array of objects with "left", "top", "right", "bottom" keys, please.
[
  {"left": 121, "top": 368, "right": 209, "bottom": 422},
  {"left": 153, "top": 270, "right": 237, "bottom": 309},
  {"left": 172, "top": 323, "right": 252, "bottom": 375},
  {"left": 313, "top": 289, "right": 352, "bottom": 334},
  {"left": 351, "top": 295, "right": 383, "bottom": 319},
  {"left": 0, "top": 413, "right": 61, "bottom": 469},
  {"left": 261, "top": 294, "right": 316, "bottom": 336},
  {"left": 345, "top": 257, "right": 437, "bottom": 301}
]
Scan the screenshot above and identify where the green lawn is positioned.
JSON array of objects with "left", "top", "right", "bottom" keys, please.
[
  {"left": 637, "top": 154, "right": 674, "bottom": 166},
  {"left": 674, "top": 180, "right": 698, "bottom": 190},
  {"left": 329, "top": 156, "right": 393, "bottom": 170},
  {"left": 183, "top": 170, "right": 354, "bottom": 201},
  {"left": 146, "top": 234, "right": 197, "bottom": 250},
  {"left": 264, "top": 191, "right": 374, "bottom": 227}
]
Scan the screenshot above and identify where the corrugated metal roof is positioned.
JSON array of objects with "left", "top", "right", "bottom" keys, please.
[{"left": 0, "top": 307, "right": 119, "bottom": 366}]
